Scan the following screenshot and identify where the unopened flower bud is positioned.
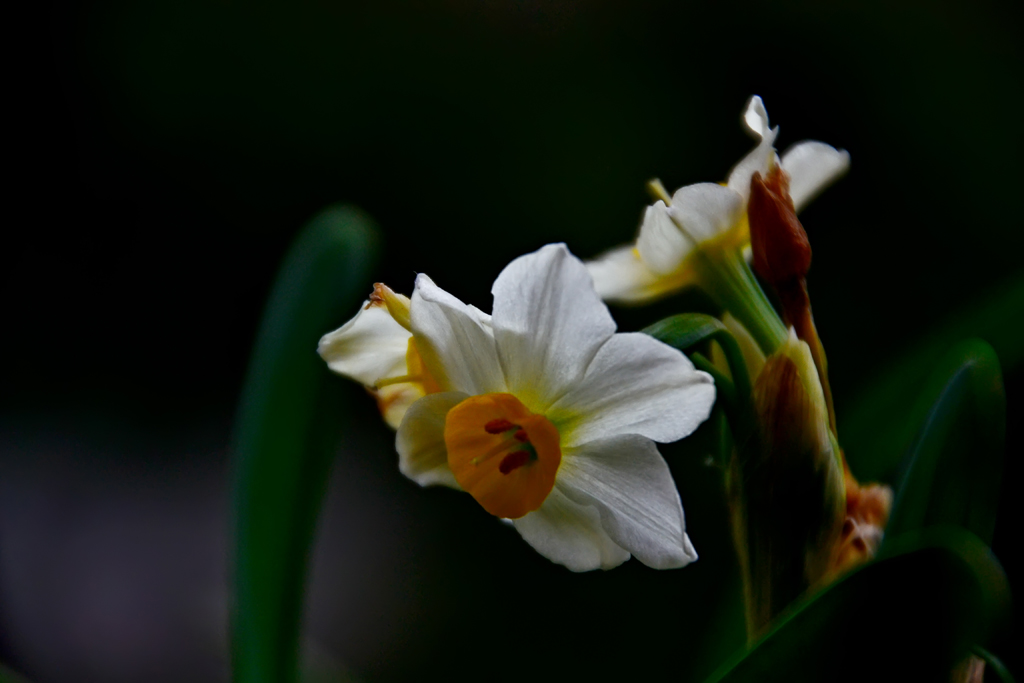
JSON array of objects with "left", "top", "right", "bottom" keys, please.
[
  {"left": 732, "top": 329, "right": 845, "bottom": 638},
  {"left": 753, "top": 329, "right": 833, "bottom": 468},
  {"left": 748, "top": 167, "right": 812, "bottom": 284},
  {"left": 748, "top": 166, "right": 838, "bottom": 434}
]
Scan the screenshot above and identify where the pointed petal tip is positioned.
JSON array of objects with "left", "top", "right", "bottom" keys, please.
[
  {"left": 412, "top": 272, "right": 436, "bottom": 294},
  {"left": 743, "top": 95, "right": 770, "bottom": 138}
]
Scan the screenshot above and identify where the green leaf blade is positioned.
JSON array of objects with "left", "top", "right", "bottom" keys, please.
[
  {"left": 231, "top": 206, "right": 379, "bottom": 683},
  {"left": 644, "top": 312, "right": 731, "bottom": 352},
  {"left": 883, "top": 339, "right": 1005, "bottom": 547},
  {"left": 842, "top": 274, "right": 1023, "bottom": 482},
  {"left": 707, "top": 528, "right": 1011, "bottom": 683}
]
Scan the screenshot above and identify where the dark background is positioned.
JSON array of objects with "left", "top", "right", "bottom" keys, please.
[{"left": 4, "top": 0, "right": 1021, "bottom": 681}]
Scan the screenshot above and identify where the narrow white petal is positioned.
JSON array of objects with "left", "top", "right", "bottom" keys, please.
[
  {"left": 548, "top": 332, "right": 715, "bottom": 448},
  {"left": 491, "top": 244, "right": 616, "bottom": 411},
  {"left": 636, "top": 201, "right": 693, "bottom": 275},
  {"left": 395, "top": 391, "right": 468, "bottom": 488},
  {"left": 318, "top": 301, "right": 410, "bottom": 387},
  {"left": 727, "top": 129, "right": 779, "bottom": 203},
  {"left": 781, "top": 141, "right": 851, "bottom": 212},
  {"left": 742, "top": 95, "right": 771, "bottom": 139},
  {"left": 411, "top": 274, "right": 506, "bottom": 396},
  {"left": 585, "top": 245, "right": 672, "bottom": 304},
  {"left": 513, "top": 486, "right": 630, "bottom": 572},
  {"left": 559, "top": 435, "right": 696, "bottom": 570},
  {"left": 668, "top": 183, "right": 745, "bottom": 243}
]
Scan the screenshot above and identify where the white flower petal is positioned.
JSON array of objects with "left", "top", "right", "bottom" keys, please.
[
  {"left": 318, "top": 301, "right": 410, "bottom": 387},
  {"left": 781, "top": 141, "right": 851, "bottom": 213},
  {"left": 411, "top": 274, "right": 506, "bottom": 396},
  {"left": 513, "top": 486, "right": 630, "bottom": 572},
  {"left": 742, "top": 95, "right": 771, "bottom": 139},
  {"left": 548, "top": 332, "right": 715, "bottom": 448},
  {"left": 585, "top": 245, "right": 676, "bottom": 304},
  {"left": 668, "top": 183, "right": 745, "bottom": 243},
  {"left": 727, "top": 128, "right": 779, "bottom": 203},
  {"left": 395, "top": 391, "right": 468, "bottom": 488},
  {"left": 466, "top": 304, "right": 493, "bottom": 331},
  {"left": 491, "top": 244, "right": 616, "bottom": 411},
  {"left": 636, "top": 201, "right": 693, "bottom": 275},
  {"left": 559, "top": 434, "right": 697, "bottom": 570},
  {"left": 376, "top": 382, "right": 427, "bottom": 431}
]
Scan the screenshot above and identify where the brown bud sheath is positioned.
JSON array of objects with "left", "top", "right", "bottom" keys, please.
[
  {"left": 748, "top": 167, "right": 812, "bottom": 284},
  {"left": 748, "top": 167, "right": 837, "bottom": 435},
  {"left": 732, "top": 333, "right": 845, "bottom": 640}
]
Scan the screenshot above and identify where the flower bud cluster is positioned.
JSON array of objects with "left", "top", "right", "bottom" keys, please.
[{"left": 318, "top": 96, "right": 891, "bottom": 641}]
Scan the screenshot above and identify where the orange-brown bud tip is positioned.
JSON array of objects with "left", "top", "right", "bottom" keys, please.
[
  {"left": 367, "top": 282, "right": 413, "bottom": 331},
  {"left": 749, "top": 167, "right": 812, "bottom": 284}
]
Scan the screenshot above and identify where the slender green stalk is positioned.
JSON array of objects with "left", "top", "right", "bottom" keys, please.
[{"left": 693, "top": 245, "right": 788, "bottom": 356}]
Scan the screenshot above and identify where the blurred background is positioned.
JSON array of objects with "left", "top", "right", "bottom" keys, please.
[{"left": 4, "top": 0, "right": 1022, "bottom": 681}]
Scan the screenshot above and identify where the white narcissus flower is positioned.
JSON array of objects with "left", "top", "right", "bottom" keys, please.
[
  {"left": 587, "top": 96, "right": 850, "bottom": 304},
  {"left": 327, "top": 244, "right": 716, "bottom": 571},
  {"left": 318, "top": 284, "right": 442, "bottom": 429}
]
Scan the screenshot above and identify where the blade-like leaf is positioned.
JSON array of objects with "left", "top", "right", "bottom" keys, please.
[
  {"left": 231, "top": 206, "right": 379, "bottom": 683},
  {"left": 974, "top": 646, "right": 1018, "bottom": 683},
  {"left": 644, "top": 312, "right": 732, "bottom": 353},
  {"left": 706, "top": 528, "right": 1011, "bottom": 683},
  {"left": 842, "top": 274, "right": 1023, "bottom": 481},
  {"left": 883, "top": 339, "right": 1005, "bottom": 547}
]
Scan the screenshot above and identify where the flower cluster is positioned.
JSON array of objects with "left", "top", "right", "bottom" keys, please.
[{"left": 319, "top": 96, "right": 878, "bottom": 586}]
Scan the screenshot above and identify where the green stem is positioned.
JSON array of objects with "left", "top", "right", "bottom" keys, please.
[{"left": 693, "top": 245, "right": 788, "bottom": 356}]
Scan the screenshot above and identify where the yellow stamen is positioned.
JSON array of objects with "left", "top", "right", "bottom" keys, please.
[
  {"left": 372, "top": 338, "right": 441, "bottom": 429},
  {"left": 646, "top": 178, "right": 673, "bottom": 205},
  {"left": 406, "top": 338, "right": 442, "bottom": 394}
]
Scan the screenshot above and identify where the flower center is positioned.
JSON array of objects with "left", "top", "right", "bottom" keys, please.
[{"left": 445, "top": 393, "right": 561, "bottom": 519}]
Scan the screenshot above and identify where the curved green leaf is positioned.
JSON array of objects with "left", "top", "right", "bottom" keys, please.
[
  {"left": 974, "top": 646, "right": 1017, "bottom": 683},
  {"left": 883, "top": 339, "right": 1005, "bottom": 547},
  {"left": 842, "top": 274, "right": 1023, "bottom": 481},
  {"left": 644, "top": 313, "right": 732, "bottom": 353},
  {"left": 231, "top": 206, "right": 379, "bottom": 683},
  {"left": 706, "top": 528, "right": 1011, "bottom": 683}
]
